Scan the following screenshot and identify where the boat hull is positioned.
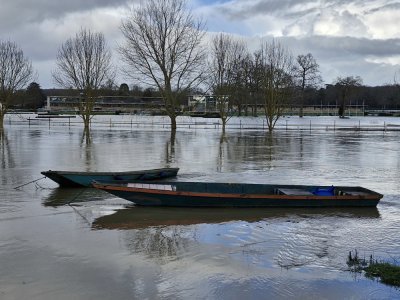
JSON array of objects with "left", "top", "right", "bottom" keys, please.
[
  {"left": 41, "top": 168, "right": 179, "bottom": 187},
  {"left": 93, "top": 182, "right": 383, "bottom": 207}
]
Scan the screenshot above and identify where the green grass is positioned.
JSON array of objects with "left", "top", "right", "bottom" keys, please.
[{"left": 347, "top": 250, "right": 400, "bottom": 288}]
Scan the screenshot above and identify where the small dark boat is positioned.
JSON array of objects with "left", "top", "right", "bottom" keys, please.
[
  {"left": 41, "top": 168, "right": 179, "bottom": 188},
  {"left": 92, "top": 181, "right": 383, "bottom": 207}
]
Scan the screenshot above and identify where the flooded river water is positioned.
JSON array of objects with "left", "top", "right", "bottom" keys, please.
[{"left": 1, "top": 116, "right": 400, "bottom": 299}]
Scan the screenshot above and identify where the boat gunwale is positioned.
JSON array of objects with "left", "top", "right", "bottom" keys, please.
[
  {"left": 92, "top": 182, "right": 383, "bottom": 201},
  {"left": 41, "top": 167, "right": 179, "bottom": 176}
]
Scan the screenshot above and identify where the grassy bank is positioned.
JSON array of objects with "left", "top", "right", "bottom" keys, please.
[{"left": 347, "top": 250, "right": 400, "bottom": 287}]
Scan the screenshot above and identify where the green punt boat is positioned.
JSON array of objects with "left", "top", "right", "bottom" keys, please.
[
  {"left": 92, "top": 181, "right": 383, "bottom": 207},
  {"left": 41, "top": 168, "right": 179, "bottom": 188}
]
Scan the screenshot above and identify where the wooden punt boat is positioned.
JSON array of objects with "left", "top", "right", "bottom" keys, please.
[
  {"left": 92, "top": 181, "right": 383, "bottom": 207},
  {"left": 41, "top": 168, "right": 179, "bottom": 188}
]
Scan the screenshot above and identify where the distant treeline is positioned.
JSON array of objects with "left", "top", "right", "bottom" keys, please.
[{"left": 10, "top": 81, "right": 400, "bottom": 112}]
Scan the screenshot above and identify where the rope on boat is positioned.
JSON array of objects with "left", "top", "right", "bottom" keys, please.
[
  {"left": 34, "top": 181, "right": 57, "bottom": 190},
  {"left": 14, "top": 176, "right": 46, "bottom": 190}
]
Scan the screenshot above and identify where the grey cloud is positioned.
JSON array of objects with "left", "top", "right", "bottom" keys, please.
[
  {"left": 277, "top": 35, "right": 400, "bottom": 84},
  {"left": 215, "top": 0, "right": 398, "bottom": 23},
  {"left": 283, "top": 35, "right": 400, "bottom": 57},
  {"left": 0, "top": 0, "right": 129, "bottom": 33},
  {"left": 365, "top": 2, "right": 400, "bottom": 14},
  {"left": 1, "top": 0, "right": 398, "bottom": 88},
  {"left": 282, "top": 9, "right": 369, "bottom": 37},
  {"left": 218, "top": 0, "right": 309, "bottom": 19}
]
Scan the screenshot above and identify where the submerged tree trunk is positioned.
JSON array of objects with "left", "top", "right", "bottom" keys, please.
[
  {"left": 82, "top": 115, "right": 91, "bottom": 132},
  {"left": 222, "top": 117, "right": 227, "bottom": 134},
  {"left": 165, "top": 128, "right": 176, "bottom": 164},
  {"left": 82, "top": 126, "right": 91, "bottom": 145},
  {"left": 0, "top": 112, "right": 5, "bottom": 130},
  {"left": 338, "top": 103, "right": 345, "bottom": 118},
  {"left": 299, "top": 93, "right": 304, "bottom": 118},
  {"left": 170, "top": 115, "right": 177, "bottom": 131}
]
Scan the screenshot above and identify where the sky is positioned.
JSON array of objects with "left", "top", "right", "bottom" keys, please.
[{"left": 0, "top": 0, "right": 399, "bottom": 88}]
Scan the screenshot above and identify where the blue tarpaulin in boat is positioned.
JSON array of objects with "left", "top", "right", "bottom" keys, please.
[{"left": 312, "top": 186, "right": 335, "bottom": 196}]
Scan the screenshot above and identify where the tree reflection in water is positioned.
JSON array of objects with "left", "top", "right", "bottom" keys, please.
[
  {"left": 0, "top": 129, "right": 14, "bottom": 169},
  {"left": 123, "top": 226, "right": 194, "bottom": 263},
  {"left": 92, "top": 206, "right": 380, "bottom": 265},
  {"left": 165, "top": 129, "right": 176, "bottom": 164}
]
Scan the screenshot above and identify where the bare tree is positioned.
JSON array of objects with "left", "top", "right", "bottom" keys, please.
[
  {"left": 248, "top": 51, "right": 265, "bottom": 116},
  {"left": 334, "top": 76, "right": 363, "bottom": 118},
  {"left": 53, "top": 28, "right": 114, "bottom": 132},
  {"left": 119, "top": 0, "right": 206, "bottom": 130},
  {"left": 209, "top": 33, "right": 247, "bottom": 132},
  {"left": 258, "top": 40, "right": 295, "bottom": 132},
  {"left": 294, "top": 53, "right": 322, "bottom": 117},
  {"left": 0, "top": 41, "right": 34, "bottom": 129}
]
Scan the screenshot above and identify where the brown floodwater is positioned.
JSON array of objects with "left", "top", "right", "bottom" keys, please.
[{"left": 1, "top": 116, "right": 400, "bottom": 299}]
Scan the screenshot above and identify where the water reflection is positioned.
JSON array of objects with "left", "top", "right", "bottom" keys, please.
[
  {"left": 0, "top": 129, "right": 14, "bottom": 169},
  {"left": 42, "top": 187, "right": 108, "bottom": 207},
  {"left": 81, "top": 127, "right": 92, "bottom": 145},
  {"left": 92, "top": 206, "right": 380, "bottom": 230},
  {"left": 2, "top": 122, "right": 400, "bottom": 299},
  {"left": 123, "top": 225, "right": 192, "bottom": 262},
  {"left": 80, "top": 129, "right": 99, "bottom": 172},
  {"left": 164, "top": 129, "right": 176, "bottom": 164},
  {"left": 217, "top": 132, "right": 228, "bottom": 172}
]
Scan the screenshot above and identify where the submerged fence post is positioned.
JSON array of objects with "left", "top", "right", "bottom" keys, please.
[
  {"left": 309, "top": 120, "right": 312, "bottom": 131},
  {"left": 28, "top": 117, "right": 30, "bottom": 127},
  {"left": 286, "top": 120, "right": 288, "bottom": 131},
  {"left": 334, "top": 120, "right": 336, "bottom": 131}
]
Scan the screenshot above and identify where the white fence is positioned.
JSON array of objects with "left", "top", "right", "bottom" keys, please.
[{"left": 4, "top": 113, "right": 400, "bottom": 132}]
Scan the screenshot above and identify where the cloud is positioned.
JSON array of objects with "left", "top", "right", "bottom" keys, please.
[
  {"left": 0, "top": 0, "right": 399, "bottom": 88},
  {"left": 0, "top": 1, "right": 131, "bottom": 88},
  {"left": 278, "top": 35, "right": 400, "bottom": 85},
  {"left": 197, "top": 0, "right": 400, "bottom": 85},
  {"left": 0, "top": 0, "right": 128, "bottom": 33}
]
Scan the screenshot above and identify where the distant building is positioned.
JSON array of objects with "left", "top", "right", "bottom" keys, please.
[{"left": 45, "top": 95, "right": 166, "bottom": 114}]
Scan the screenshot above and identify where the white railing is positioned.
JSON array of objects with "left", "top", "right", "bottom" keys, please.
[{"left": 4, "top": 114, "right": 400, "bottom": 132}]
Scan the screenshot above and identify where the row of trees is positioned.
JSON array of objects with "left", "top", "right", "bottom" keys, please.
[
  {"left": 11, "top": 80, "right": 400, "bottom": 115},
  {"left": 1, "top": 0, "right": 399, "bottom": 132}
]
